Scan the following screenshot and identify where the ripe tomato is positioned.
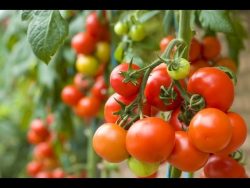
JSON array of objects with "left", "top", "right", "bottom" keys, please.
[
  {"left": 217, "top": 112, "right": 247, "bottom": 156},
  {"left": 144, "top": 63, "right": 183, "bottom": 111},
  {"left": 61, "top": 85, "right": 83, "bottom": 106},
  {"left": 167, "top": 131, "right": 209, "bottom": 172},
  {"left": 73, "top": 73, "right": 92, "bottom": 92},
  {"left": 51, "top": 168, "right": 65, "bottom": 178},
  {"left": 187, "top": 67, "right": 234, "bottom": 112},
  {"left": 169, "top": 108, "right": 185, "bottom": 131},
  {"left": 188, "top": 108, "right": 232, "bottom": 153},
  {"left": 188, "top": 59, "right": 210, "bottom": 78},
  {"left": 215, "top": 57, "right": 237, "bottom": 73},
  {"left": 75, "top": 96, "right": 100, "bottom": 118},
  {"left": 92, "top": 123, "right": 129, "bottom": 163},
  {"left": 26, "top": 161, "right": 43, "bottom": 177},
  {"left": 95, "top": 42, "right": 110, "bottom": 63},
  {"left": 91, "top": 76, "right": 108, "bottom": 101},
  {"left": 110, "top": 63, "right": 142, "bottom": 97},
  {"left": 104, "top": 93, "right": 136, "bottom": 123},
  {"left": 126, "top": 117, "right": 175, "bottom": 163},
  {"left": 86, "top": 11, "right": 108, "bottom": 40},
  {"left": 33, "top": 142, "right": 54, "bottom": 160},
  {"left": 114, "top": 21, "right": 128, "bottom": 36},
  {"left": 189, "top": 38, "right": 201, "bottom": 62},
  {"left": 204, "top": 155, "right": 246, "bottom": 178},
  {"left": 128, "top": 157, "right": 159, "bottom": 177},
  {"left": 167, "top": 58, "right": 190, "bottom": 80},
  {"left": 30, "top": 119, "right": 50, "bottom": 139},
  {"left": 129, "top": 24, "right": 146, "bottom": 42},
  {"left": 27, "top": 130, "right": 43, "bottom": 144},
  {"left": 201, "top": 36, "right": 221, "bottom": 60},
  {"left": 35, "top": 171, "right": 52, "bottom": 178},
  {"left": 76, "top": 55, "right": 99, "bottom": 76},
  {"left": 160, "top": 35, "right": 175, "bottom": 53},
  {"left": 71, "top": 32, "right": 96, "bottom": 55}
]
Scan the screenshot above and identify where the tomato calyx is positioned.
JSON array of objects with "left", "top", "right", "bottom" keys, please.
[
  {"left": 216, "top": 66, "right": 237, "bottom": 85},
  {"left": 159, "top": 83, "right": 177, "bottom": 106}
]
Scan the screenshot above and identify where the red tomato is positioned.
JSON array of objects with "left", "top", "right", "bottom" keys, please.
[
  {"left": 71, "top": 32, "right": 96, "bottom": 55},
  {"left": 110, "top": 63, "right": 142, "bottom": 97},
  {"left": 201, "top": 36, "right": 221, "bottom": 60},
  {"left": 126, "top": 117, "right": 175, "bottom": 163},
  {"left": 169, "top": 108, "right": 185, "bottom": 131},
  {"left": 75, "top": 96, "right": 101, "bottom": 118},
  {"left": 144, "top": 63, "right": 183, "bottom": 111},
  {"left": 26, "top": 161, "right": 43, "bottom": 177},
  {"left": 93, "top": 123, "right": 129, "bottom": 163},
  {"left": 30, "top": 119, "right": 50, "bottom": 139},
  {"left": 35, "top": 171, "right": 52, "bottom": 178},
  {"left": 33, "top": 142, "right": 54, "bottom": 160},
  {"left": 217, "top": 112, "right": 247, "bottom": 156},
  {"left": 187, "top": 67, "right": 234, "bottom": 112},
  {"left": 73, "top": 73, "right": 93, "bottom": 92},
  {"left": 204, "top": 155, "right": 246, "bottom": 178},
  {"left": 188, "top": 108, "right": 232, "bottom": 153},
  {"left": 61, "top": 85, "right": 83, "bottom": 106},
  {"left": 27, "top": 130, "right": 43, "bottom": 145},
  {"left": 104, "top": 93, "right": 136, "bottom": 123},
  {"left": 46, "top": 114, "right": 54, "bottom": 126},
  {"left": 188, "top": 59, "right": 210, "bottom": 78},
  {"left": 160, "top": 35, "right": 175, "bottom": 53},
  {"left": 189, "top": 38, "right": 201, "bottom": 62},
  {"left": 91, "top": 76, "right": 108, "bottom": 101},
  {"left": 51, "top": 168, "right": 65, "bottom": 178},
  {"left": 167, "top": 131, "right": 209, "bottom": 172}
]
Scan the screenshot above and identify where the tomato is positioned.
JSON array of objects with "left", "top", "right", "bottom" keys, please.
[
  {"left": 75, "top": 96, "right": 100, "bottom": 118},
  {"left": 92, "top": 123, "right": 129, "bottom": 163},
  {"left": 41, "top": 158, "right": 59, "bottom": 170},
  {"left": 114, "top": 42, "right": 124, "bottom": 62},
  {"left": 33, "top": 142, "right": 54, "bottom": 160},
  {"left": 217, "top": 112, "right": 247, "bottom": 156},
  {"left": 86, "top": 11, "right": 108, "bottom": 40},
  {"left": 126, "top": 117, "right": 175, "bottom": 163},
  {"left": 51, "top": 168, "right": 65, "bottom": 178},
  {"left": 76, "top": 55, "right": 99, "bottom": 76},
  {"left": 169, "top": 108, "right": 185, "bottom": 131},
  {"left": 35, "top": 171, "right": 52, "bottom": 178},
  {"left": 46, "top": 114, "right": 54, "bottom": 126},
  {"left": 187, "top": 67, "right": 234, "bottom": 112},
  {"left": 30, "top": 119, "right": 49, "bottom": 138},
  {"left": 73, "top": 73, "right": 92, "bottom": 92},
  {"left": 27, "top": 130, "right": 43, "bottom": 144},
  {"left": 104, "top": 93, "right": 136, "bottom": 123},
  {"left": 129, "top": 24, "right": 146, "bottom": 42},
  {"left": 188, "top": 59, "right": 210, "bottom": 78},
  {"left": 204, "top": 155, "right": 246, "bottom": 178},
  {"left": 128, "top": 157, "right": 159, "bottom": 177},
  {"left": 91, "top": 76, "right": 108, "bottom": 101},
  {"left": 114, "top": 21, "right": 128, "bottom": 36},
  {"left": 110, "top": 63, "right": 142, "bottom": 97},
  {"left": 26, "top": 161, "right": 43, "bottom": 177},
  {"left": 71, "top": 32, "right": 96, "bottom": 55},
  {"left": 160, "top": 35, "right": 175, "bottom": 53},
  {"left": 167, "top": 58, "right": 190, "bottom": 80},
  {"left": 189, "top": 38, "right": 201, "bottom": 62},
  {"left": 99, "top": 27, "right": 110, "bottom": 42},
  {"left": 168, "top": 131, "right": 209, "bottom": 172},
  {"left": 61, "top": 85, "right": 83, "bottom": 106},
  {"left": 201, "top": 36, "right": 221, "bottom": 60},
  {"left": 95, "top": 42, "right": 110, "bottom": 63},
  {"left": 215, "top": 57, "right": 237, "bottom": 73},
  {"left": 144, "top": 63, "right": 183, "bottom": 111},
  {"left": 188, "top": 108, "right": 232, "bottom": 153}
]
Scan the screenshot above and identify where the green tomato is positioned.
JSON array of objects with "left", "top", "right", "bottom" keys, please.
[
  {"left": 114, "top": 42, "right": 124, "bottom": 62},
  {"left": 128, "top": 157, "right": 159, "bottom": 177},
  {"left": 167, "top": 58, "right": 190, "bottom": 80},
  {"left": 114, "top": 21, "right": 128, "bottom": 36},
  {"left": 129, "top": 24, "right": 146, "bottom": 42},
  {"left": 76, "top": 55, "right": 99, "bottom": 76}
]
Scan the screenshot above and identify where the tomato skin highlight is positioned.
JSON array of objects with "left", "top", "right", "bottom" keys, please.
[
  {"left": 188, "top": 108, "right": 233, "bottom": 153},
  {"left": 61, "top": 85, "right": 83, "bottom": 106},
  {"left": 167, "top": 131, "right": 209, "bottom": 172},
  {"left": 92, "top": 123, "right": 129, "bottom": 163},
  {"left": 187, "top": 67, "right": 234, "bottom": 112},
  {"left": 126, "top": 117, "right": 175, "bottom": 163}
]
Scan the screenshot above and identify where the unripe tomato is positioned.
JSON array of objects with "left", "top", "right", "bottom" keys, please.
[
  {"left": 61, "top": 85, "right": 83, "bottom": 106},
  {"left": 188, "top": 59, "right": 210, "bottom": 78},
  {"left": 160, "top": 35, "right": 175, "bottom": 53},
  {"left": 76, "top": 55, "right": 99, "bottom": 76},
  {"left": 26, "top": 161, "right": 43, "bottom": 177},
  {"left": 188, "top": 108, "right": 233, "bottom": 153},
  {"left": 167, "top": 131, "right": 209, "bottom": 172},
  {"left": 75, "top": 96, "right": 100, "bottom": 118},
  {"left": 167, "top": 58, "right": 190, "bottom": 80},
  {"left": 126, "top": 117, "right": 175, "bottom": 163},
  {"left": 92, "top": 123, "right": 129, "bottom": 163},
  {"left": 71, "top": 32, "right": 96, "bottom": 55},
  {"left": 215, "top": 57, "right": 237, "bottom": 73},
  {"left": 114, "top": 42, "right": 124, "bottom": 62},
  {"left": 90, "top": 76, "right": 108, "bottom": 101},
  {"left": 95, "top": 42, "right": 110, "bottom": 63},
  {"left": 189, "top": 38, "right": 201, "bottom": 62},
  {"left": 128, "top": 157, "right": 159, "bottom": 177},
  {"left": 201, "top": 36, "right": 221, "bottom": 60},
  {"left": 114, "top": 21, "right": 128, "bottom": 36},
  {"left": 33, "top": 142, "right": 54, "bottom": 160},
  {"left": 129, "top": 24, "right": 146, "bottom": 42}
]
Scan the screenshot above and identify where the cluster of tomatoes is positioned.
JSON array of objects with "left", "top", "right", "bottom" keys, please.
[
  {"left": 92, "top": 29, "right": 248, "bottom": 178},
  {"left": 26, "top": 115, "right": 85, "bottom": 178},
  {"left": 61, "top": 11, "right": 110, "bottom": 119}
]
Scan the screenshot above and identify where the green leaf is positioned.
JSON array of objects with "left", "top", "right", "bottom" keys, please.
[
  {"left": 27, "top": 10, "right": 69, "bottom": 64},
  {"left": 162, "top": 10, "right": 174, "bottom": 35},
  {"left": 21, "top": 10, "right": 33, "bottom": 21},
  {"left": 199, "top": 10, "right": 234, "bottom": 33},
  {"left": 139, "top": 10, "right": 161, "bottom": 23}
]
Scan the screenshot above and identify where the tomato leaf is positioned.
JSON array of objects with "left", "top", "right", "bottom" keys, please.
[
  {"left": 27, "top": 10, "right": 68, "bottom": 64},
  {"left": 162, "top": 10, "right": 174, "bottom": 35},
  {"left": 139, "top": 10, "right": 160, "bottom": 23},
  {"left": 199, "top": 10, "right": 234, "bottom": 33},
  {"left": 21, "top": 10, "right": 33, "bottom": 21}
]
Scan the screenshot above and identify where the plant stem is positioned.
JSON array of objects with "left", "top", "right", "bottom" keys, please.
[
  {"left": 168, "top": 165, "right": 182, "bottom": 178},
  {"left": 173, "top": 80, "right": 190, "bottom": 102}
]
